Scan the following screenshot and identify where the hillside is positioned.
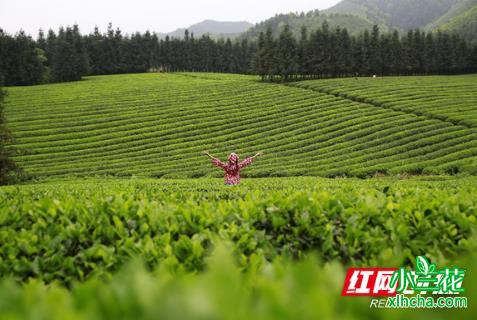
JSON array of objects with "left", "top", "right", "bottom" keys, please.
[
  {"left": 241, "top": 11, "right": 375, "bottom": 40},
  {"left": 159, "top": 20, "right": 253, "bottom": 39},
  {"left": 242, "top": 0, "right": 477, "bottom": 43},
  {"left": 325, "top": 0, "right": 477, "bottom": 43},
  {"left": 326, "top": 0, "right": 458, "bottom": 30},
  {"left": 4, "top": 73, "right": 477, "bottom": 179},
  {"left": 425, "top": 0, "right": 477, "bottom": 30},
  {"left": 437, "top": 4, "right": 477, "bottom": 45}
]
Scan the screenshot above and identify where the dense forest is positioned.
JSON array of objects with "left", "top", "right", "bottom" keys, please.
[
  {"left": 0, "top": 22, "right": 476, "bottom": 85},
  {"left": 255, "top": 24, "right": 477, "bottom": 81}
]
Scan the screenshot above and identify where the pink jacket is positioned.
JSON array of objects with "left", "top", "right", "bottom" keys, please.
[{"left": 212, "top": 153, "right": 253, "bottom": 185}]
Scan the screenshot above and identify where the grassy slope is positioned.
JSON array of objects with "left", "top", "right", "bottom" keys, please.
[
  {"left": 4, "top": 73, "right": 477, "bottom": 179},
  {"left": 438, "top": 5, "right": 477, "bottom": 45},
  {"left": 425, "top": 0, "right": 477, "bottom": 30},
  {"left": 325, "top": 0, "right": 458, "bottom": 30}
]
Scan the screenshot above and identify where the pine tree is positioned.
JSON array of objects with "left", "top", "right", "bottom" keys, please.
[
  {"left": 277, "top": 25, "right": 297, "bottom": 81},
  {"left": 0, "top": 86, "right": 22, "bottom": 184},
  {"left": 0, "top": 30, "right": 45, "bottom": 85},
  {"left": 85, "top": 27, "right": 104, "bottom": 74},
  {"left": 361, "top": 29, "right": 372, "bottom": 75},
  {"left": 297, "top": 26, "right": 309, "bottom": 78},
  {"left": 336, "top": 28, "right": 352, "bottom": 76},
  {"left": 413, "top": 29, "right": 426, "bottom": 74},
  {"left": 390, "top": 30, "right": 403, "bottom": 75},
  {"left": 37, "top": 29, "right": 47, "bottom": 53},
  {"left": 320, "top": 22, "right": 332, "bottom": 76},
  {"left": 45, "top": 29, "right": 57, "bottom": 63},
  {"left": 403, "top": 30, "right": 417, "bottom": 74},
  {"left": 351, "top": 34, "right": 363, "bottom": 77},
  {"left": 379, "top": 33, "right": 392, "bottom": 75},
  {"left": 424, "top": 32, "right": 436, "bottom": 74},
  {"left": 309, "top": 28, "right": 325, "bottom": 77},
  {"left": 436, "top": 31, "right": 453, "bottom": 74},
  {"left": 72, "top": 25, "right": 89, "bottom": 75},
  {"left": 263, "top": 27, "right": 277, "bottom": 81},
  {"left": 161, "top": 36, "right": 172, "bottom": 72},
  {"left": 50, "top": 26, "right": 87, "bottom": 82},
  {"left": 50, "top": 27, "right": 76, "bottom": 81},
  {"left": 471, "top": 45, "right": 477, "bottom": 73},
  {"left": 238, "top": 38, "right": 251, "bottom": 74},
  {"left": 369, "top": 25, "right": 382, "bottom": 75},
  {"left": 253, "top": 32, "right": 268, "bottom": 80}
]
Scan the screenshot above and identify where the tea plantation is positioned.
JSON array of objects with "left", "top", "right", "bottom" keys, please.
[
  {"left": 2, "top": 73, "right": 477, "bottom": 319},
  {"left": 4, "top": 73, "right": 477, "bottom": 179}
]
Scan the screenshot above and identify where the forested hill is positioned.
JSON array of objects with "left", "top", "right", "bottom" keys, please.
[
  {"left": 432, "top": 1, "right": 477, "bottom": 45},
  {"left": 243, "top": 0, "right": 477, "bottom": 43},
  {"left": 325, "top": 0, "right": 459, "bottom": 30},
  {"left": 326, "top": 0, "right": 477, "bottom": 44},
  {"left": 424, "top": 0, "right": 477, "bottom": 30},
  {"left": 240, "top": 11, "right": 375, "bottom": 41}
]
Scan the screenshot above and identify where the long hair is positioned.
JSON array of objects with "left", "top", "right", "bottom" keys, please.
[{"left": 227, "top": 153, "right": 239, "bottom": 174}]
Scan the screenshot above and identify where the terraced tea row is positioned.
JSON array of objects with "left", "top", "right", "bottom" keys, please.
[
  {"left": 290, "top": 75, "right": 477, "bottom": 128},
  {"left": 4, "top": 73, "right": 477, "bottom": 178}
]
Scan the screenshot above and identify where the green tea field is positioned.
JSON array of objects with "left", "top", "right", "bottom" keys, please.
[
  {"left": 4, "top": 73, "right": 477, "bottom": 179},
  {"left": 1, "top": 177, "right": 476, "bottom": 319},
  {"left": 2, "top": 73, "right": 477, "bottom": 319},
  {"left": 3, "top": 0, "right": 477, "bottom": 318}
]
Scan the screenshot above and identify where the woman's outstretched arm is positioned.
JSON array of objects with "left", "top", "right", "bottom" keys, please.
[
  {"left": 251, "top": 152, "right": 263, "bottom": 159},
  {"left": 239, "top": 152, "right": 263, "bottom": 169},
  {"left": 204, "top": 151, "right": 226, "bottom": 169},
  {"left": 203, "top": 150, "right": 218, "bottom": 160}
]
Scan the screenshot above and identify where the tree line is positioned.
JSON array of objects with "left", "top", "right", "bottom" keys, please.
[
  {"left": 0, "top": 23, "right": 476, "bottom": 86},
  {"left": 254, "top": 24, "right": 477, "bottom": 81},
  {"left": 0, "top": 24, "right": 255, "bottom": 86}
]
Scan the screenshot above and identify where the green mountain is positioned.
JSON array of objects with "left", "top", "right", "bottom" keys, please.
[
  {"left": 159, "top": 20, "right": 253, "bottom": 39},
  {"left": 242, "top": 0, "right": 477, "bottom": 44},
  {"left": 325, "top": 0, "right": 477, "bottom": 43},
  {"left": 437, "top": 4, "right": 477, "bottom": 44},
  {"left": 326, "top": 0, "right": 459, "bottom": 30},
  {"left": 425, "top": 0, "right": 477, "bottom": 30},
  {"left": 240, "top": 11, "right": 375, "bottom": 41}
]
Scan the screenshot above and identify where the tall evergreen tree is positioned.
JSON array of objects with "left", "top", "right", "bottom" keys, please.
[
  {"left": 276, "top": 25, "right": 297, "bottom": 81},
  {"left": 297, "top": 26, "right": 309, "bottom": 78},
  {"left": 0, "top": 86, "right": 21, "bottom": 184},
  {"left": 361, "top": 29, "right": 372, "bottom": 75},
  {"left": 0, "top": 30, "right": 46, "bottom": 85},
  {"left": 50, "top": 26, "right": 87, "bottom": 82},
  {"left": 471, "top": 45, "right": 477, "bottom": 72},
  {"left": 263, "top": 27, "right": 278, "bottom": 81},
  {"left": 253, "top": 32, "right": 268, "bottom": 80},
  {"left": 351, "top": 34, "right": 363, "bottom": 76},
  {"left": 336, "top": 28, "right": 352, "bottom": 76},
  {"left": 309, "top": 26, "right": 325, "bottom": 77},
  {"left": 37, "top": 29, "right": 47, "bottom": 53},
  {"left": 390, "top": 30, "right": 404, "bottom": 74},
  {"left": 424, "top": 32, "right": 437, "bottom": 74},
  {"left": 369, "top": 25, "right": 382, "bottom": 75}
]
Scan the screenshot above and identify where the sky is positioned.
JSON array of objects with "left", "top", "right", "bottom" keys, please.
[{"left": 0, "top": 0, "right": 341, "bottom": 36}]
